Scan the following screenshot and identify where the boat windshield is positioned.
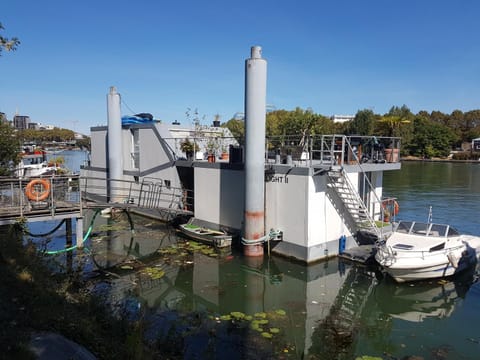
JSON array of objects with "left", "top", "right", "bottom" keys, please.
[{"left": 396, "top": 221, "right": 455, "bottom": 237}]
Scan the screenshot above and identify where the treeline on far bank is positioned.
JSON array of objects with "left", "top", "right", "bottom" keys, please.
[
  {"left": 223, "top": 105, "right": 480, "bottom": 159},
  {"left": 16, "top": 127, "right": 91, "bottom": 150}
]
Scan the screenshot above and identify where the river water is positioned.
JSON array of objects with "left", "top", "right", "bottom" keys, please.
[{"left": 27, "top": 157, "right": 480, "bottom": 359}]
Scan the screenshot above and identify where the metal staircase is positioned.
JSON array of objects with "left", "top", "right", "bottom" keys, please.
[{"left": 327, "top": 167, "right": 381, "bottom": 239}]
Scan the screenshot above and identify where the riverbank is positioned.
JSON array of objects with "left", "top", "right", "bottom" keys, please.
[
  {"left": 0, "top": 223, "right": 157, "bottom": 359},
  {"left": 401, "top": 155, "right": 480, "bottom": 163}
]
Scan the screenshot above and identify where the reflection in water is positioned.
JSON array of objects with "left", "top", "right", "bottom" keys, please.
[
  {"left": 83, "top": 208, "right": 480, "bottom": 359},
  {"left": 31, "top": 206, "right": 480, "bottom": 359},
  {"left": 373, "top": 268, "right": 475, "bottom": 323}
]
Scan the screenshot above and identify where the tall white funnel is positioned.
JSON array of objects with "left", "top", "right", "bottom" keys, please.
[
  {"left": 243, "top": 46, "right": 267, "bottom": 257},
  {"left": 107, "top": 86, "right": 123, "bottom": 202}
]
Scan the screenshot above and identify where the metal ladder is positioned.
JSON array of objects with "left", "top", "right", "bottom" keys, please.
[{"left": 327, "top": 167, "right": 381, "bottom": 239}]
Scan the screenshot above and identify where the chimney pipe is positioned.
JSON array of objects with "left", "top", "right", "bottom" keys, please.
[{"left": 243, "top": 46, "right": 267, "bottom": 257}]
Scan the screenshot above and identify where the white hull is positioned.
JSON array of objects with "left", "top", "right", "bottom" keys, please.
[
  {"left": 384, "top": 259, "right": 472, "bottom": 283},
  {"left": 376, "top": 221, "right": 480, "bottom": 283}
]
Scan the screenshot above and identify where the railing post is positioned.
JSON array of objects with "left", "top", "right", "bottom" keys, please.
[
  {"left": 19, "top": 178, "right": 23, "bottom": 217},
  {"left": 50, "top": 177, "right": 55, "bottom": 217}
]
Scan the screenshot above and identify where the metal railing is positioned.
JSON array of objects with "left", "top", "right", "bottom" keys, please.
[
  {"left": 0, "top": 175, "right": 81, "bottom": 222},
  {"left": 265, "top": 134, "right": 401, "bottom": 167},
  {"left": 80, "top": 176, "right": 194, "bottom": 212}
]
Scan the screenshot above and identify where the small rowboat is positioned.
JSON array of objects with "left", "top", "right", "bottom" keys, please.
[{"left": 178, "top": 218, "right": 232, "bottom": 248}]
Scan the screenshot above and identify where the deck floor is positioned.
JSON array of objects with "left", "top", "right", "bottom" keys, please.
[{"left": 339, "top": 245, "right": 376, "bottom": 264}]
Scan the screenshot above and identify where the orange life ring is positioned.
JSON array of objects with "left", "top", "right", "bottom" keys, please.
[
  {"left": 25, "top": 179, "right": 51, "bottom": 201},
  {"left": 393, "top": 200, "right": 400, "bottom": 215},
  {"left": 382, "top": 199, "right": 400, "bottom": 215}
]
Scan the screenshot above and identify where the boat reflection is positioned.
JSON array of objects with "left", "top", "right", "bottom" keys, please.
[
  {"left": 373, "top": 268, "right": 475, "bottom": 323},
  {"left": 83, "top": 211, "right": 478, "bottom": 358}
]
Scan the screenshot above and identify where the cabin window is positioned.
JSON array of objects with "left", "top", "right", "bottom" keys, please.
[
  {"left": 412, "top": 222, "right": 429, "bottom": 235},
  {"left": 164, "top": 180, "right": 171, "bottom": 189},
  {"left": 429, "top": 243, "right": 445, "bottom": 252},
  {"left": 430, "top": 224, "right": 447, "bottom": 237},
  {"left": 131, "top": 129, "right": 140, "bottom": 169},
  {"left": 396, "top": 221, "right": 412, "bottom": 234},
  {"left": 393, "top": 244, "right": 414, "bottom": 250},
  {"left": 447, "top": 227, "right": 459, "bottom": 237}
]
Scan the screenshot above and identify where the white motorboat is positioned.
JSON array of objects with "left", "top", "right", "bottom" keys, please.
[
  {"left": 16, "top": 149, "right": 67, "bottom": 178},
  {"left": 375, "top": 220, "right": 480, "bottom": 282}
]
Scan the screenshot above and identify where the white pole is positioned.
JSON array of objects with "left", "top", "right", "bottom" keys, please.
[
  {"left": 243, "top": 46, "right": 267, "bottom": 257},
  {"left": 107, "top": 86, "right": 123, "bottom": 202}
]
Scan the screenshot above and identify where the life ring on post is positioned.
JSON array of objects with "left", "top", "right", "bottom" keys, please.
[
  {"left": 25, "top": 179, "right": 51, "bottom": 201},
  {"left": 393, "top": 200, "right": 400, "bottom": 215},
  {"left": 382, "top": 199, "right": 400, "bottom": 217}
]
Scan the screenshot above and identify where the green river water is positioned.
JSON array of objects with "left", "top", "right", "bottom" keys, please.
[{"left": 28, "top": 160, "right": 480, "bottom": 359}]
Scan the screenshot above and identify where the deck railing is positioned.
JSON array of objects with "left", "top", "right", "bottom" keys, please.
[
  {"left": 265, "top": 134, "right": 401, "bottom": 167},
  {"left": 80, "top": 176, "right": 194, "bottom": 213},
  {"left": 166, "top": 134, "right": 401, "bottom": 167},
  {"left": 0, "top": 175, "right": 81, "bottom": 223}
]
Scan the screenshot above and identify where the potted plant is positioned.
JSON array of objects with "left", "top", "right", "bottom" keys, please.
[
  {"left": 206, "top": 139, "right": 219, "bottom": 163},
  {"left": 180, "top": 139, "right": 196, "bottom": 159},
  {"left": 220, "top": 144, "right": 229, "bottom": 160},
  {"left": 383, "top": 206, "right": 391, "bottom": 223}
]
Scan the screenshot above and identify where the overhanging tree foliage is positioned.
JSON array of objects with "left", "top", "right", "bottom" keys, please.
[
  {"left": 0, "top": 22, "right": 20, "bottom": 56},
  {"left": 0, "top": 122, "right": 20, "bottom": 176}
]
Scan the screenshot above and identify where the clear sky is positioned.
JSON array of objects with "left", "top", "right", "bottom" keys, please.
[{"left": 1, "top": 0, "right": 479, "bottom": 135}]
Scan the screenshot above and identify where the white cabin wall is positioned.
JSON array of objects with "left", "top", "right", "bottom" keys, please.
[
  {"left": 90, "top": 129, "right": 107, "bottom": 168},
  {"left": 265, "top": 174, "right": 309, "bottom": 259},
  {"left": 194, "top": 167, "right": 244, "bottom": 229},
  {"left": 133, "top": 127, "right": 182, "bottom": 188},
  {"left": 308, "top": 176, "right": 351, "bottom": 245},
  {"left": 372, "top": 171, "right": 384, "bottom": 218}
]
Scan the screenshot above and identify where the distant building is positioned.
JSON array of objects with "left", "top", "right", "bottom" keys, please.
[
  {"left": 331, "top": 114, "right": 354, "bottom": 123},
  {"left": 13, "top": 115, "right": 31, "bottom": 130},
  {"left": 472, "top": 138, "right": 480, "bottom": 152},
  {"left": 0, "top": 112, "right": 7, "bottom": 123},
  {"left": 28, "top": 122, "right": 40, "bottom": 130}
]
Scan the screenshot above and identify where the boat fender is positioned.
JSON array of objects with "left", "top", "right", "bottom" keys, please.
[
  {"left": 339, "top": 235, "right": 346, "bottom": 254},
  {"left": 25, "top": 178, "right": 51, "bottom": 201},
  {"left": 447, "top": 252, "right": 459, "bottom": 268}
]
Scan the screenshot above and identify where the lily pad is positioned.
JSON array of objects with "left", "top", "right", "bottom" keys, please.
[
  {"left": 230, "top": 311, "right": 246, "bottom": 319},
  {"left": 254, "top": 312, "right": 267, "bottom": 319}
]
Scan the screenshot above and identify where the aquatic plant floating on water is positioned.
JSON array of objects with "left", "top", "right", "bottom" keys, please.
[{"left": 140, "top": 266, "right": 165, "bottom": 280}]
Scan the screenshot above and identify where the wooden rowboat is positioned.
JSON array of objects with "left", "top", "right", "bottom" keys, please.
[{"left": 178, "top": 218, "right": 232, "bottom": 248}]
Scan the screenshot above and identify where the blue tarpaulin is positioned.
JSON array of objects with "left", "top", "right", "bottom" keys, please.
[{"left": 121, "top": 113, "right": 155, "bottom": 125}]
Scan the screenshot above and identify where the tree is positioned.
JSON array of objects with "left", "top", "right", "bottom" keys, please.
[
  {"left": 0, "top": 22, "right": 20, "bottom": 56},
  {"left": 349, "top": 109, "right": 376, "bottom": 135},
  {"left": 222, "top": 118, "right": 244, "bottom": 145},
  {"left": 405, "top": 117, "right": 457, "bottom": 158},
  {"left": 0, "top": 122, "right": 20, "bottom": 176}
]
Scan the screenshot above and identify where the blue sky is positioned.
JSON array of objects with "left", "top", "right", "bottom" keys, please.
[{"left": 1, "top": 0, "right": 479, "bottom": 135}]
